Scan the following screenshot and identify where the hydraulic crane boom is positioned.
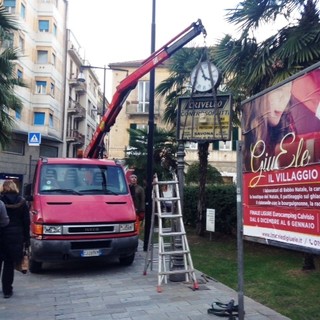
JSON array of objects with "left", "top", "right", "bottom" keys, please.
[{"left": 84, "top": 19, "right": 206, "bottom": 158}]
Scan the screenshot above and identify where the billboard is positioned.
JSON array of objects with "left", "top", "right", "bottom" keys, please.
[
  {"left": 241, "top": 63, "right": 320, "bottom": 254},
  {"left": 177, "top": 94, "right": 232, "bottom": 142}
]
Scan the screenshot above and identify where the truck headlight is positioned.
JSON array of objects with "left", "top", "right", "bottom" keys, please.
[
  {"left": 43, "top": 225, "right": 62, "bottom": 235},
  {"left": 120, "top": 223, "right": 134, "bottom": 232}
]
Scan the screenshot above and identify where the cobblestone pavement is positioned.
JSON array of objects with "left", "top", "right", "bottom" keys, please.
[{"left": 0, "top": 242, "right": 290, "bottom": 320}]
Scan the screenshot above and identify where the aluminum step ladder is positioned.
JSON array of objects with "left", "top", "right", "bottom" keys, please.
[{"left": 143, "top": 173, "right": 198, "bottom": 293}]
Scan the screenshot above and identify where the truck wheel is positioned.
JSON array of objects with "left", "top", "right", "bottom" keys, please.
[
  {"left": 119, "top": 253, "right": 135, "bottom": 266},
  {"left": 29, "top": 259, "right": 43, "bottom": 273}
]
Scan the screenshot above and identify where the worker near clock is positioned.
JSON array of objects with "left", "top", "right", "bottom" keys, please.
[{"left": 129, "top": 174, "right": 145, "bottom": 234}]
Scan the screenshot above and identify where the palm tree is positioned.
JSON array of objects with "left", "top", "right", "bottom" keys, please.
[
  {"left": 0, "top": 4, "right": 26, "bottom": 148},
  {"left": 214, "top": 0, "right": 320, "bottom": 99},
  {"left": 124, "top": 126, "right": 177, "bottom": 181}
]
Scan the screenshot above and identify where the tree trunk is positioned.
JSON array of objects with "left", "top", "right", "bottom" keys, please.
[{"left": 196, "top": 141, "right": 209, "bottom": 236}]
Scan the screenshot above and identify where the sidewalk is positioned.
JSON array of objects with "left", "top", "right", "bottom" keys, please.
[{"left": 0, "top": 241, "right": 290, "bottom": 320}]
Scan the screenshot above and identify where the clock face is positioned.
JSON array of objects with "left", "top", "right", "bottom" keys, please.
[{"left": 190, "top": 62, "right": 220, "bottom": 92}]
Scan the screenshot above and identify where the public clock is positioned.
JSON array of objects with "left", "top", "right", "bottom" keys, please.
[{"left": 190, "top": 61, "right": 221, "bottom": 92}]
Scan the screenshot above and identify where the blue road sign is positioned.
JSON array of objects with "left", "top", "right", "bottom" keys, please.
[{"left": 28, "top": 132, "right": 41, "bottom": 146}]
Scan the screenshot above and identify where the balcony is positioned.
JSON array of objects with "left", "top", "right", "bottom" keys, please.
[
  {"left": 66, "top": 129, "right": 85, "bottom": 145},
  {"left": 68, "top": 78, "right": 87, "bottom": 94},
  {"left": 68, "top": 100, "right": 86, "bottom": 118},
  {"left": 126, "top": 101, "right": 160, "bottom": 116}
]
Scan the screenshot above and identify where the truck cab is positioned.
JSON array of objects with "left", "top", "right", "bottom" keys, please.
[{"left": 26, "top": 157, "right": 138, "bottom": 273}]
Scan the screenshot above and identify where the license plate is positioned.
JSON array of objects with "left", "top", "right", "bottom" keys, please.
[{"left": 81, "top": 249, "right": 101, "bottom": 257}]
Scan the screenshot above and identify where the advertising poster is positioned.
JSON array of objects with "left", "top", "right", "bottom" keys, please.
[
  {"left": 242, "top": 65, "right": 320, "bottom": 253},
  {"left": 177, "top": 94, "right": 232, "bottom": 142}
]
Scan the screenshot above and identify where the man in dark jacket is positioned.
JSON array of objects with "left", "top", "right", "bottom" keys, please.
[
  {"left": 129, "top": 174, "right": 145, "bottom": 234},
  {"left": 0, "top": 180, "right": 30, "bottom": 298}
]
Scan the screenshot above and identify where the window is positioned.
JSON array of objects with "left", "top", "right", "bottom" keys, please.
[
  {"left": 3, "top": 32, "right": 14, "bottom": 48},
  {"left": 18, "top": 36, "right": 24, "bottom": 52},
  {"left": 3, "top": 139, "right": 24, "bottom": 155},
  {"left": 219, "top": 141, "right": 232, "bottom": 151},
  {"left": 40, "top": 145, "right": 58, "bottom": 157},
  {"left": 129, "top": 123, "right": 148, "bottom": 147},
  {"left": 20, "top": 3, "right": 25, "bottom": 19},
  {"left": 36, "top": 81, "right": 47, "bottom": 94},
  {"left": 39, "top": 20, "right": 49, "bottom": 32},
  {"left": 51, "top": 52, "right": 56, "bottom": 66},
  {"left": 138, "top": 81, "right": 149, "bottom": 112},
  {"left": 37, "top": 50, "right": 48, "bottom": 64},
  {"left": 53, "top": 23, "right": 57, "bottom": 36},
  {"left": 185, "top": 141, "right": 198, "bottom": 149},
  {"left": 17, "top": 69, "right": 23, "bottom": 80},
  {"left": 34, "top": 112, "right": 45, "bottom": 125},
  {"left": 136, "top": 124, "right": 148, "bottom": 131},
  {"left": 212, "top": 127, "right": 239, "bottom": 151},
  {"left": 15, "top": 110, "right": 21, "bottom": 120},
  {"left": 50, "top": 83, "right": 55, "bottom": 96},
  {"left": 49, "top": 114, "right": 53, "bottom": 127},
  {"left": 4, "top": 0, "right": 16, "bottom": 13}
]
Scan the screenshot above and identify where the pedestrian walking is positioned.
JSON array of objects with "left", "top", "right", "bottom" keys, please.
[{"left": 0, "top": 180, "right": 30, "bottom": 299}]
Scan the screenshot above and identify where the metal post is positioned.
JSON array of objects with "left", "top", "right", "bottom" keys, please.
[
  {"left": 143, "top": 0, "right": 156, "bottom": 251},
  {"left": 102, "top": 66, "right": 106, "bottom": 116},
  {"left": 176, "top": 141, "right": 185, "bottom": 208},
  {"left": 237, "top": 140, "right": 245, "bottom": 319}
]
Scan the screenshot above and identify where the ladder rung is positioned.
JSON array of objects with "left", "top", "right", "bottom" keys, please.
[
  {"left": 156, "top": 180, "right": 178, "bottom": 185},
  {"left": 159, "top": 231, "right": 186, "bottom": 236},
  {"left": 155, "top": 197, "right": 180, "bottom": 201},
  {"left": 159, "top": 250, "right": 190, "bottom": 255},
  {"left": 159, "top": 269, "right": 195, "bottom": 275},
  {"left": 154, "top": 227, "right": 172, "bottom": 233},
  {"left": 158, "top": 214, "right": 182, "bottom": 219}
]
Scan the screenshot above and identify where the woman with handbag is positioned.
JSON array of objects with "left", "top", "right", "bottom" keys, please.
[{"left": 0, "top": 180, "right": 30, "bottom": 299}]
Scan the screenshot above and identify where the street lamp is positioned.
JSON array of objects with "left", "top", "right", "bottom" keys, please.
[{"left": 143, "top": 0, "right": 156, "bottom": 252}]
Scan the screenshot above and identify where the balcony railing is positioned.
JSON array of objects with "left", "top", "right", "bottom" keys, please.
[
  {"left": 68, "top": 78, "right": 87, "bottom": 94},
  {"left": 68, "top": 100, "right": 86, "bottom": 118},
  {"left": 66, "top": 129, "right": 85, "bottom": 145},
  {"left": 126, "top": 102, "right": 160, "bottom": 116}
]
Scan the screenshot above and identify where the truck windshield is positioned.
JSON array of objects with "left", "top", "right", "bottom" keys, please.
[{"left": 39, "top": 164, "right": 128, "bottom": 195}]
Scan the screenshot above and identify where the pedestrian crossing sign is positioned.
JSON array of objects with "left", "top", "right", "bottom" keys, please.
[{"left": 28, "top": 132, "right": 41, "bottom": 146}]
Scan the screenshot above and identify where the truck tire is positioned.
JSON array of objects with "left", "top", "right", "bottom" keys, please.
[
  {"left": 29, "top": 259, "right": 43, "bottom": 273},
  {"left": 119, "top": 253, "right": 135, "bottom": 266}
]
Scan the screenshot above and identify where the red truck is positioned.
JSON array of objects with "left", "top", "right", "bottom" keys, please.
[{"left": 25, "top": 20, "right": 206, "bottom": 273}]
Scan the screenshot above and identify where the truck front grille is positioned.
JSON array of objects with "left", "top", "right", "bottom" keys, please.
[{"left": 63, "top": 224, "right": 117, "bottom": 235}]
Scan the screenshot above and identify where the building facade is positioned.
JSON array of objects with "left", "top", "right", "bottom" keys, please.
[{"left": 0, "top": 0, "right": 101, "bottom": 189}]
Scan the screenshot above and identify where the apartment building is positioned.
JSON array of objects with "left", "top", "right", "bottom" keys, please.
[
  {"left": 0, "top": 0, "right": 101, "bottom": 189},
  {"left": 108, "top": 61, "right": 237, "bottom": 183}
]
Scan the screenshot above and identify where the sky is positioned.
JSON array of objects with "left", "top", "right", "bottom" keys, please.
[
  {"left": 66, "top": 0, "right": 248, "bottom": 99},
  {"left": 67, "top": 0, "right": 242, "bottom": 99}
]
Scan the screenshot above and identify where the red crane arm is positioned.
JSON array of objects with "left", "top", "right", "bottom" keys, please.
[{"left": 84, "top": 19, "right": 206, "bottom": 158}]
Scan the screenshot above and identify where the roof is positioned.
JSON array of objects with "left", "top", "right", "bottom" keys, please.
[
  {"left": 39, "top": 157, "right": 120, "bottom": 166},
  {"left": 108, "top": 59, "right": 171, "bottom": 69}
]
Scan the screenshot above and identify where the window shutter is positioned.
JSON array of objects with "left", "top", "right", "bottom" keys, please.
[
  {"left": 129, "top": 124, "right": 137, "bottom": 146},
  {"left": 212, "top": 141, "right": 219, "bottom": 150},
  {"left": 232, "top": 127, "right": 239, "bottom": 150}
]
